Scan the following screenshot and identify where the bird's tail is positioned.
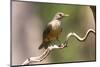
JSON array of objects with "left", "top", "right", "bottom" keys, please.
[
  {"left": 38, "top": 42, "right": 49, "bottom": 49},
  {"left": 38, "top": 43, "right": 44, "bottom": 49}
]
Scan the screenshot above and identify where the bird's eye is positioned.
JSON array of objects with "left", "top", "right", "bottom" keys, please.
[{"left": 59, "top": 14, "right": 62, "bottom": 16}]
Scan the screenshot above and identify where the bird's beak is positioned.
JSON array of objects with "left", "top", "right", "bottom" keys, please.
[{"left": 64, "top": 14, "right": 69, "bottom": 17}]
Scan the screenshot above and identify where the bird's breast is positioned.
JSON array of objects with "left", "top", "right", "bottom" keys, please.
[
  {"left": 49, "top": 20, "right": 61, "bottom": 30},
  {"left": 45, "top": 20, "right": 61, "bottom": 41},
  {"left": 47, "top": 28, "right": 61, "bottom": 40}
]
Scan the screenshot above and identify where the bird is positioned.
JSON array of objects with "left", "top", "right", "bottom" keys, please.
[{"left": 38, "top": 12, "right": 69, "bottom": 49}]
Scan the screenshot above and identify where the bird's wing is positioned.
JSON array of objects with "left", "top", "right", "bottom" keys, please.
[
  {"left": 43, "top": 24, "right": 52, "bottom": 39},
  {"left": 38, "top": 24, "right": 52, "bottom": 49}
]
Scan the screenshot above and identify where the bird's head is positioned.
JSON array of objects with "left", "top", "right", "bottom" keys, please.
[{"left": 53, "top": 12, "right": 69, "bottom": 20}]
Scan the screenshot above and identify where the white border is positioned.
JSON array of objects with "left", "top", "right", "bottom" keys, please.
[
  {"left": 0, "top": 0, "right": 100, "bottom": 67},
  {"left": 20, "top": 0, "right": 96, "bottom": 5},
  {"left": 0, "top": 0, "right": 10, "bottom": 67}
]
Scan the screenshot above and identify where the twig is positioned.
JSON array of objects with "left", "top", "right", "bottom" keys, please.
[
  {"left": 66, "top": 29, "right": 95, "bottom": 41},
  {"left": 22, "top": 29, "right": 95, "bottom": 65}
]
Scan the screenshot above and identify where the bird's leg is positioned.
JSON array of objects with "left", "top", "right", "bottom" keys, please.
[
  {"left": 50, "top": 39, "right": 61, "bottom": 46},
  {"left": 48, "top": 38, "right": 61, "bottom": 46},
  {"left": 56, "top": 36, "right": 61, "bottom": 45},
  {"left": 47, "top": 38, "right": 55, "bottom": 46},
  {"left": 57, "top": 39, "right": 61, "bottom": 43},
  {"left": 50, "top": 40, "right": 55, "bottom": 45}
]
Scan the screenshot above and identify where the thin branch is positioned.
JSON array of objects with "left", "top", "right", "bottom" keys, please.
[
  {"left": 66, "top": 29, "right": 95, "bottom": 41},
  {"left": 22, "top": 29, "right": 95, "bottom": 65}
]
